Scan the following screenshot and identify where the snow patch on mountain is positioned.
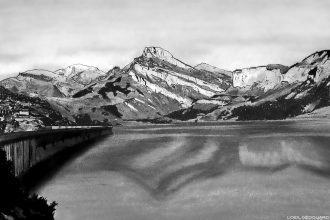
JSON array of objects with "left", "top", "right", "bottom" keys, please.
[
  {"left": 125, "top": 102, "right": 138, "bottom": 111},
  {"left": 195, "top": 99, "right": 226, "bottom": 105},
  {"left": 134, "top": 98, "right": 145, "bottom": 104},
  {"left": 55, "top": 64, "right": 107, "bottom": 85}
]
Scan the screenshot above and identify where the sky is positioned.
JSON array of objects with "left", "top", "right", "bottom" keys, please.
[{"left": 0, "top": 0, "right": 330, "bottom": 80}]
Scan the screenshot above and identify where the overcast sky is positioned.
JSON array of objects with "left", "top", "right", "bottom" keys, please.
[{"left": 0, "top": 0, "right": 329, "bottom": 79}]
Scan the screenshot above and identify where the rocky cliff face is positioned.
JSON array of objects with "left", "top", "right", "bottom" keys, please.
[
  {"left": 59, "top": 66, "right": 183, "bottom": 121},
  {"left": 232, "top": 64, "right": 288, "bottom": 91},
  {"left": 128, "top": 48, "right": 230, "bottom": 106},
  {"left": 1, "top": 47, "right": 330, "bottom": 124},
  {"left": 201, "top": 51, "right": 330, "bottom": 122},
  {"left": 60, "top": 47, "right": 232, "bottom": 122},
  {"left": 283, "top": 50, "right": 330, "bottom": 83}
]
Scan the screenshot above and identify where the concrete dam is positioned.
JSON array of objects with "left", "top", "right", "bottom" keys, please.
[{"left": 0, "top": 127, "right": 112, "bottom": 176}]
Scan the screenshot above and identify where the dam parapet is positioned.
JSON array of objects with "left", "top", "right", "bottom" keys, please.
[{"left": 0, "top": 126, "right": 112, "bottom": 176}]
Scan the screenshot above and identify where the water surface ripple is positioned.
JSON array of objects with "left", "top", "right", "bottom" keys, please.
[{"left": 38, "top": 121, "right": 330, "bottom": 220}]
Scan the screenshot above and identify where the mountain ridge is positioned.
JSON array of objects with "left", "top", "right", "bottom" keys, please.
[{"left": 0, "top": 46, "right": 329, "bottom": 128}]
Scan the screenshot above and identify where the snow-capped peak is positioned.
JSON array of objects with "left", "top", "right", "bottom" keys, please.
[
  {"left": 55, "top": 64, "right": 106, "bottom": 85},
  {"left": 55, "top": 64, "right": 103, "bottom": 77}
]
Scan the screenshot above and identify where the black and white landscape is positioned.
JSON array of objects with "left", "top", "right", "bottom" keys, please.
[
  {"left": 1, "top": 47, "right": 330, "bottom": 131},
  {"left": 1, "top": 0, "right": 330, "bottom": 220}
]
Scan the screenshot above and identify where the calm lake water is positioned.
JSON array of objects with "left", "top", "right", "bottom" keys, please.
[{"left": 37, "top": 121, "right": 330, "bottom": 220}]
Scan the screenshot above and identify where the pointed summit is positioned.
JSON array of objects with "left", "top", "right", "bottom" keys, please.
[
  {"left": 142, "top": 46, "right": 189, "bottom": 68},
  {"left": 143, "top": 47, "right": 174, "bottom": 60}
]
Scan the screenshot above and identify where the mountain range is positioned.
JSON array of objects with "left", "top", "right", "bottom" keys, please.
[{"left": 1, "top": 47, "right": 329, "bottom": 127}]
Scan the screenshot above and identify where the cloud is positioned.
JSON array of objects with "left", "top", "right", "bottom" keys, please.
[
  {"left": 56, "top": 43, "right": 134, "bottom": 56},
  {"left": 0, "top": 53, "right": 25, "bottom": 62},
  {"left": 0, "top": 0, "right": 329, "bottom": 77}
]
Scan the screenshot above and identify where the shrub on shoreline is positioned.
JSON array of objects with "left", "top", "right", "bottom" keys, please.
[{"left": 0, "top": 149, "right": 57, "bottom": 220}]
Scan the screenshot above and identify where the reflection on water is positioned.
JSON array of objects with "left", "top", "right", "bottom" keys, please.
[
  {"left": 239, "top": 137, "right": 330, "bottom": 170},
  {"left": 37, "top": 121, "right": 330, "bottom": 220},
  {"left": 63, "top": 135, "right": 330, "bottom": 199},
  {"left": 65, "top": 135, "right": 238, "bottom": 199}
]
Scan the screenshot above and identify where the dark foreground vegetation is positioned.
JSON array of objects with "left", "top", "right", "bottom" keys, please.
[
  {"left": 167, "top": 104, "right": 218, "bottom": 121},
  {"left": 0, "top": 149, "right": 56, "bottom": 220},
  {"left": 134, "top": 117, "right": 173, "bottom": 124}
]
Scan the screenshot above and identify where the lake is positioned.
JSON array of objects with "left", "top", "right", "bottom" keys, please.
[{"left": 37, "top": 121, "right": 330, "bottom": 220}]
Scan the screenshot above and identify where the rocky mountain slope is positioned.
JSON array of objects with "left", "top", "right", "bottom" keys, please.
[
  {"left": 283, "top": 50, "right": 330, "bottom": 83},
  {"left": 0, "top": 64, "right": 108, "bottom": 97},
  {"left": 194, "top": 63, "right": 232, "bottom": 77},
  {"left": 198, "top": 50, "right": 330, "bottom": 122},
  {"left": 1, "top": 48, "right": 329, "bottom": 124},
  {"left": 229, "top": 75, "right": 330, "bottom": 120},
  {"left": 230, "top": 64, "right": 289, "bottom": 94},
  {"left": 45, "top": 47, "right": 233, "bottom": 123},
  {"left": 0, "top": 86, "right": 69, "bottom": 132}
]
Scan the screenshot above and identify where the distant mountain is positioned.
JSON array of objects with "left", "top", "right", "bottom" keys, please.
[
  {"left": 47, "top": 47, "right": 232, "bottom": 122},
  {"left": 128, "top": 47, "right": 232, "bottom": 104},
  {"left": 55, "top": 64, "right": 108, "bottom": 85},
  {"left": 0, "top": 86, "right": 69, "bottom": 127},
  {"left": 0, "top": 64, "right": 109, "bottom": 97},
  {"left": 1, "top": 47, "right": 329, "bottom": 125},
  {"left": 230, "top": 64, "right": 289, "bottom": 94},
  {"left": 283, "top": 50, "right": 330, "bottom": 83},
  {"left": 199, "top": 50, "right": 330, "bottom": 121}
]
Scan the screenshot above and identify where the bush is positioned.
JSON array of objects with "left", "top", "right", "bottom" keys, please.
[
  {"left": 0, "top": 149, "right": 57, "bottom": 220},
  {"left": 232, "top": 99, "right": 304, "bottom": 120}
]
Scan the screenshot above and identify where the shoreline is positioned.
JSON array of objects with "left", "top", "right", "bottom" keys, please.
[{"left": 119, "top": 117, "right": 330, "bottom": 127}]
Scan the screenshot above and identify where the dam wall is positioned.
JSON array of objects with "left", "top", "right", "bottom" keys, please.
[{"left": 0, "top": 127, "right": 112, "bottom": 176}]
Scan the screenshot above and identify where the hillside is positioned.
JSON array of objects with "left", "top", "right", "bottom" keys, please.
[
  {"left": 0, "top": 86, "right": 70, "bottom": 132},
  {"left": 197, "top": 50, "right": 330, "bottom": 122},
  {"left": 1, "top": 48, "right": 329, "bottom": 124},
  {"left": 0, "top": 64, "right": 109, "bottom": 97},
  {"left": 46, "top": 47, "right": 233, "bottom": 123}
]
